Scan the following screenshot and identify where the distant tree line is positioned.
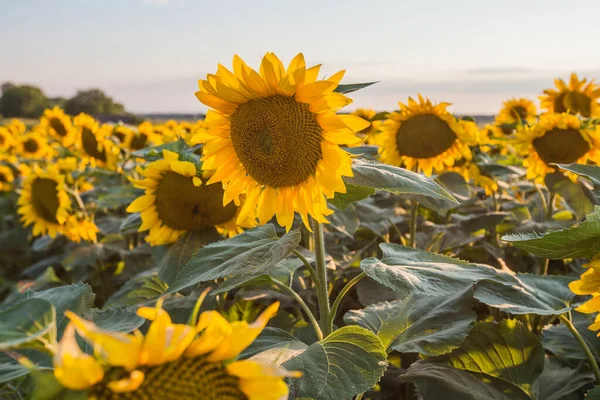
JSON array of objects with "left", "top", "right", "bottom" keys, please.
[{"left": 0, "top": 83, "right": 128, "bottom": 119}]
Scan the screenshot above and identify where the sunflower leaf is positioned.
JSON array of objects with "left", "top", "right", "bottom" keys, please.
[
  {"left": 334, "top": 81, "right": 378, "bottom": 94},
  {"left": 537, "top": 358, "right": 594, "bottom": 400},
  {"left": 0, "top": 298, "right": 55, "bottom": 350},
  {"left": 166, "top": 224, "right": 301, "bottom": 294},
  {"left": 346, "top": 159, "right": 457, "bottom": 202},
  {"left": 283, "top": 326, "right": 388, "bottom": 400}
]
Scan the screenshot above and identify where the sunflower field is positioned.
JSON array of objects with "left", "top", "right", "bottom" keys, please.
[{"left": 3, "top": 54, "right": 600, "bottom": 400}]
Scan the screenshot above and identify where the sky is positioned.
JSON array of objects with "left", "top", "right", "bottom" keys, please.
[{"left": 2, "top": 0, "right": 600, "bottom": 114}]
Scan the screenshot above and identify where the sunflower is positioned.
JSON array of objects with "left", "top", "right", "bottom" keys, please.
[
  {"left": 193, "top": 52, "right": 368, "bottom": 231},
  {"left": 0, "top": 126, "right": 16, "bottom": 153},
  {"left": 569, "top": 254, "right": 600, "bottom": 333},
  {"left": 41, "top": 107, "right": 75, "bottom": 146},
  {"left": 351, "top": 108, "right": 383, "bottom": 145},
  {"left": 495, "top": 98, "right": 538, "bottom": 126},
  {"left": 48, "top": 296, "right": 300, "bottom": 399},
  {"left": 0, "top": 164, "right": 15, "bottom": 192},
  {"left": 16, "top": 131, "right": 51, "bottom": 160},
  {"left": 6, "top": 118, "right": 26, "bottom": 136},
  {"left": 539, "top": 73, "right": 600, "bottom": 117},
  {"left": 379, "top": 95, "right": 475, "bottom": 176},
  {"left": 514, "top": 113, "right": 600, "bottom": 180},
  {"left": 113, "top": 125, "right": 134, "bottom": 146},
  {"left": 127, "top": 150, "right": 256, "bottom": 245},
  {"left": 74, "top": 113, "right": 119, "bottom": 169}
]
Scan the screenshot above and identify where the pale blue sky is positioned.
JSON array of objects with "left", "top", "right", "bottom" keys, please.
[{"left": 2, "top": 0, "right": 600, "bottom": 114}]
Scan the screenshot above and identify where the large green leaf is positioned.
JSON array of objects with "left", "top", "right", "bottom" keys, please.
[
  {"left": 0, "top": 299, "right": 55, "bottom": 350},
  {"left": 401, "top": 362, "right": 531, "bottom": 400},
  {"left": 86, "top": 308, "right": 144, "bottom": 332},
  {"left": 167, "top": 224, "right": 301, "bottom": 294},
  {"left": 104, "top": 270, "right": 167, "bottom": 308},
  {"left": 543, "top": 313, "right": 600, "bottom": 361},
  {"left": 0, "top": 350, "right": 52, "bottom": 384},
  {"left": 241, "top": 327, "right": 308, "bottom": 364},
  {"left": 538, "top": 358, "right": 594, "bottom": 400},
  {"left": 588, "top": 386, "right": 600, "bottom": 399},
  {"left": 433, "top": 319, "right": 545, "bottom": 398},
  {"left": 360, "top": 244, "right": 511, "bottom": 297},
  {"left": 345, "top": 159, "right": 456, "bottom": 202},
  {"left": 344, "top": 288, "right": 475, "bottom": 355},
  {"left": 503, "top": 206, "right": 600, "bottom": 259},
  {"left": 545, "top": 172, "right": 596, "bottom": 219},
  {"left": 283, "top": 326, "right": 388, "bottom": 400},
  {"left": 558, "top": 163, "right": 600, "bottom": 193},
  {"left": 334, "top": 82, "right": 378, "bottom": 94},
  {"left": 328, "top": 184, "right": 374, "bottom": 210},
  {"left": 474, "top": 274, "right": 576, "bottom": 316}
]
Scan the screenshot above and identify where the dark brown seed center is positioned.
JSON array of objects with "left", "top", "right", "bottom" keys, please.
[
  {"left": 31, "top": 178, "right": 60, "bottom": 223},
  {"left": 81, "top": 128, "right": 107, "bottom": 162},
  {"left": 50, "top": 117, "right": 68, "bottom": 137},
  {"left": 532, "top": 128, "right": 590, "bottom": 165},
  {"left": 24, "top": 139, "right": 39, "bottom": 153},
  {"left": 395, "top": 114, "right": 457, "bottom": 158}
]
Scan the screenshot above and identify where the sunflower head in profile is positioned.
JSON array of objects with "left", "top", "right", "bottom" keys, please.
[
  {"left": 495, "top": 98, "right": 538, "bottom": 126},
  {"left": 0, "top": 164, "right": 15, "bottom": 192},
  {"left": 47, "top": 296, "right": 300, "bottom": 399},
  {"left": 193, "top": 52, "right": 369, "bottom": 231},
  {"left": 41, "top": 107, "right": 75, "bottom": 146},
  {"left": 16, "top": 131, "right": 51, "bottom": 160},
  {"left": 17, "top": 164, "right": 98, "bottom": 242},
  {"left": 74, "top": 113, "right": 120, "bottom": 169},
  {"left": 350, "top": 108, "right": 383, "bottom": 145},
  {"left": 127, "top": 150, "right": 256, "bottom": 246},
  {"left": 379, "top": 95, "right": 475, "bottom": 176},
  {"left": 514, "top": 113, "right": 600, "bottom": 180},
  {"left": 0, "top": 126, "right": 16, "bottom": 153},
  {"left": 113, "top": 125, "right": 134, "bottom": 146},
  {"left": 539, "top": 73, "right": 600, "bottom": 117}
]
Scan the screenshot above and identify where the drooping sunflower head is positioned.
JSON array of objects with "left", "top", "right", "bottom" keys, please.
[
  {"left": 16, "top": 131, "right": 51, "bottom": 160},
  {"left": 74, "top": 113, "right": 119, "bottom": 169},
  {"left": 50, "top": 296, "right": 299, "bottom": 399},
  {"left": 193, "top": 52, "right": 369, "bottom": 231},
  {"left": 127, "top": 150, "right": 256, "bottom": 246},
  {"left": 41, "top": 107, "right": 75, "bottom": 146},
  {"left": 0, "top": 164, "right": 15, "bottom": 192},
  {"left": 539, "top": 73, "right": 600, "bottom": 117},
  {"left": 514, "top": 113, "right": 600, "bottom": 180},
  {"left": 495, "top": 98, "right": 538, "bottom": 126},
  {"left": 379, "top": 95, "right": 475, "bottom": 176}
]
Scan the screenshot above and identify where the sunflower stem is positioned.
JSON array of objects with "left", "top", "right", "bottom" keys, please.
[
  {"left": 409, "top": 201, "right": 419, "bottom": 248},
  {"left": 541, "top": 258, "right": 550, "bottom": 275},
  {"left": 328, "top": 272, "right": 366, "bottom": 333},
  {"left": 558, "top": 314, "right": 600, "bottom": 384},
  {"left": 292, "top": 250, "right": 319, "bottom": 288},
  {"left": 273, "top": 278, "right": 323, "bottom": 341},
  {"left": 312, "top": 220, "right": 331, "bottom": 338},
  {"left": 534, "top": 182, "right": 548, "bottom": 221}
]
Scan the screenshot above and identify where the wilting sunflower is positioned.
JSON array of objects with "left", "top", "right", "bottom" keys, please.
[
  {"left": 74, "top": 113, "right": 119, "bottom": 169},
  {"left": 0, "top": 164, "right": 15, "bottom": 192},
  {"left": 16, "top": 131, "right": 51, "bottom": 160},
  {"left": 514, "top": 113, "right": 600, "bottom": 180},
  {"left": 495, "top": 98, "right": 537, "bottom": 126},
  {"left": 379, "top": 95, "right": 475, "bottom": 176},
  {"left": 351, "top": 108, "right": 382, "bottom": 145},
  {"left": 193, "top": 52, "right": 368, "bottom": 231},
  {"left": 41, "top": 107, "right": 75, "bottom": 146},
  {"left": 540, "top": 73, "right": 600, "bottom": 117},
  {"left": 48, "top": 296, "right": 300, "bottom": 399},
  {"left": 127, "top": 150, "right": 256, "bottom": 245}
]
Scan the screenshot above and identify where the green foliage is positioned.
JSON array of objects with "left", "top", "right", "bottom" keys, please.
[
  {"left": 63, "top": 88, "right": 125, "bottom": 117},
  {"left": 0, "top": 83, "right": 50, "bottom": 118}
]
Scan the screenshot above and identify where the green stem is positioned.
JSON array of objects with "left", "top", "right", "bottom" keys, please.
[
  {"left": 292, "top": 249, "right": 319, "bottom": 287},
  {"left": 547, "top": 192, "right": 556, "bottom": 220},
  {"left": 409, "top": 201, "right": 419, "bottom": 248},
  {"left": 534, "top": 182, "right": 548, "bottom": 221},
  {"left": 273, "top": 278, "right": 323, "bottom": 341},
  {"left": 355, "top": 394, "right": 364, "bottom": 400},
  {"left": 541, "top": 258, "right": 550, "bottom": 275},
  {"left": 328, "top": 272, "right": 367, "bottom": 333},
  {"left": 312, "top": 220, "right": 331, "bottom": 337},
  {"left": 558, "top": 314, "right": 600, "bottom": 384}
]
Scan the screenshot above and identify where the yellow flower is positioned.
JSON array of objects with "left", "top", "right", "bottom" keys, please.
[
  {"left": 53, "top": 298, "right": 300, "bottom": 399},
  {"left": 351, "top": 108, "right": 383, "bottom": 145},
  {"left": 379, "top": 94, "right": 475, "bottom": 176},
  {"left": 514, "top": 113, "right": 600, "bottom": 180},
  {"left": 0, "top": 164, "right": 15, "bottom": 192},
  {"left": 193, "top": 52, "right": 368, "bottom": 231},
  {"left": 6, "top": 119, "right": 26, "bottom": 136},
  {"left": 127, "top": 149, "right": 256, "bottom": 245},
  {"left": 495, "top": 98, "right": 538, "bottom": 125},
  {"left": 539, "top": 73, "right": 600, "bottom": 117},
  {"left": 139, "top": 121, "right": 177, "bottom": 144},
  {"left": 41, "top": 107, "right": 76, "bottom": 146},
  {"left": 0, "top": 126, "right": 16, "bottom": 153},
  {"left": 15, "top": 131, "right": 51, "bottom": 160},
  {"left": 74, "top": 113, "right": 119, "bottom": 169},
  {"left": 17, "top": 164, "right": 98, "bottom": 242}
]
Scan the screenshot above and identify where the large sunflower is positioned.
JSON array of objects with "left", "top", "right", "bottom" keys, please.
[
  {"left": 41, "top": 107, "right": 75, "bottom": 146},
  {"left": 0, "top": 164, "right": 15, "bottom": 192},
  {"left": 17, "top": 164, "right": 98, "bottom": 242},
  {"left": 49, "top": 297, "right": 299, "bottom": 399},
  {"left": 16, "top": 131, "right": 51, "bottom": 160},
  {"left": 74, "top": 113, "right": 119, "bottom": 169},
  {"left": 495, "top": 98, "right": 537, "bottom": 125},
  {"left": 351, "top": 108, "right": 382, "bottom": 145},
  {"left": 539, "top": 73, "right": 600, "bottom": 117},
  {"left": 127, "top": 150, "right": 256, "bottom": 245},
  {"left": 514, "top": 113, "right": 600, "bottom": 180},
  {"left": 379, "top": 95, "right": 475, "bottom": 176},
  {"left": 193, "top": 52, "right": 368, "bottom": 231}
]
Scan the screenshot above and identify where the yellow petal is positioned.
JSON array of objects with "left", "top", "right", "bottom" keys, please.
[
  {"left": 185, "top": 311, "right": 232, "bottom": 358},
  {"left": 127, "top": 195, "right": 156, "bottom": 213},
  {"left": 107, "top": 370, "right": 145, "bottom": 393}
]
